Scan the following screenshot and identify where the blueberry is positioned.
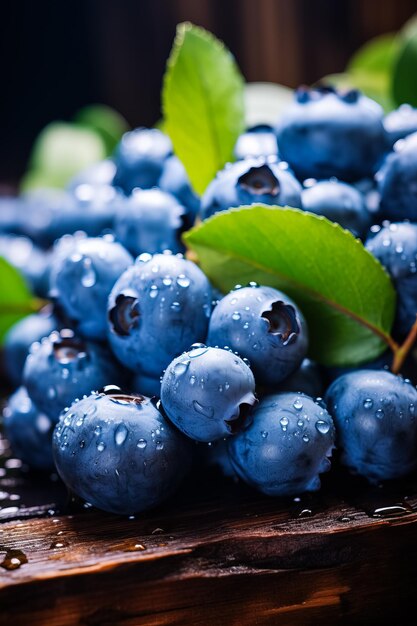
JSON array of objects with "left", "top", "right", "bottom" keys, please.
[
  {"left": 113, "top": 128, "right": 172, "bottom": 194},
  {"left": 108, "top": 253, "right": 212, "bottom": 378},
  {"left": 272, "top": 358, "right": 323, "bottom": 398},
  {"left": 21, "top": 187, "right": 122, "bottom": 248},
  {"left": 131, "top": 372, "right": 161, "bottom": 398},
  {"left": 0, "top": 234, "right": 51, "bottom": 297},
  {"left": 0, "top": 196, "right": 24, "bottom": 235},
  {"left": 49, "top": 234, "right": 133, "bottom": 340},
  {"left": 200, "top": 157, "right": 302, "bottom": 220},
  {"left": 228, "top": 392, "right": 335, "bottom": 496},
  {"left": 353, "top": 178, "right": 381, "bottom": 215},
  {"left": 3, "top": 306, "right": 58, "bottom": 386},
  {"left": 23, "top": 329, "right": 126, "bottom": 421},
  {"left": 158, "top": 155, "right": 200, "bottom": 228},
  {"left": 161, "top": 346, "right": 257, "bottom": 442},
  {"left": 208, "top": 285, "right": 308, "bottom": 386},
  {"left": 3, "top": 387, "right": 55, "bottom": 470},
  {"left": 114, "top": 189, "right": 185, "bottom": 257},
  {"left": 376, "top": 132, "right": 417, "bottom": 222},
  {"left": 276, "top": 86, "right": 388, "bottom": 181},
  {"left": 66, "top": 159, "right": 117, "bottom": 191},
  {"left": 234, "top": 125, "right": 279, "bottom": 160},
  {"left": 301, "top": 179, "right": 371, "bottom": 239},
  {"left": 325, "top": 370, "right": 417, "bottom": 482},
  {"left": 384, "top": 104, "right": 417, "bottom": 146},
  {"left": 52, "top": 390, "right": 191, "bottom": 515},
  {"left": 366, "top": 222, "right": 417, "bottom": 337}
]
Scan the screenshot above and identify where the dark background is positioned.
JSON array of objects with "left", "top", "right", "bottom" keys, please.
[{"left": 1, "top": 0, "right": 416, "bottom": 184}]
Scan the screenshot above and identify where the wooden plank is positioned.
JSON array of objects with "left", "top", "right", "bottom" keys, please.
[
  {"left": 1, "top": 465, "right": 417, "bottom": 624},
  {"left": 2, "top": 428, "right": 417, "bottom": 624}
]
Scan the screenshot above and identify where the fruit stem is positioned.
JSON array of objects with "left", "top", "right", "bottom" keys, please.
[{"left": 391, "top": 315, "right": 417, "bottom": 375}]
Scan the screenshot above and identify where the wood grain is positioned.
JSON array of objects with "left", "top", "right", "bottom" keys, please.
[{"left": 1, "top": 434, "right": 417, "bottom": 626}]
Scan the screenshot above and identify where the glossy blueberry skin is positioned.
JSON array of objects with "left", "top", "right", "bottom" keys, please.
[
  {"left": 276, "top": 87, "right": 388, "bottom": 181},
  {"left": 377, "top": 132, "right": 417, "bottom": 222},
  {"left": 66, "top": 159, "right": 117, "bottom": 191},
  {"left": 200, "top": 158, "right": 302, "bottom": 220},
  {"left": 21, "top": 187, "right": 122, "bottom": 248},
  {"left": 325, "top": 370, "right": 417, "bottom": 482},
  {"left": 272, "top": 358, "right": 323, "bottom": 398},
  {"left": 158, "top": 155, "right": 200, "bottom": 228},
  {"left": 354, "top": 178, "right": 381, "bottom": 215},
  {"left": 161, "top": 346, "right": 257, "bottom": 442},
  {"left": 3, "top": 387, "right": 54, "bottom": 470},
  {"left": 23, "top": 329, "right": 126, "bottom": 421},
  {"left": 0, "top": 234, "right": 50, "bottom": 297},
  {"left": 366, "top": 222, "right": 417, "bottom": 337},
  {"left": 234, "top": 125, "right": 279, "bottom": 161},
  {"left": 228, "top": 392, "right": 335, "bottom": 496},
  {"left": 208, "top": 285, "right": 308, "bottom": 387},
  {"left": 53, "top": 391, "right": 191, "bottom": 515},
  {"left": 0, "top": 196, "right": 24, "bottom": 235},
  {"left": 113, "top": 128, "right": 172, "bottom": 194},
  {"left": 384, "top": 105, "right": 417, "bottom": 146},
  {"left": 108, "top": 253, "right": 212, "bottom": 378},
  {"left": 131, "top": 372, "right": 161, "bottom": 398},
  {"left": 114, "top": 189, "right": 185, "bottom": 257},
  {"left": 3, "top": 308, "right": 58, "bottom": 387},
  {"left": 50, "top": 235, "right": 133, "bottom": 340},
  {"left": 301, "top": 179, "right": 371, "bottom": 239}
]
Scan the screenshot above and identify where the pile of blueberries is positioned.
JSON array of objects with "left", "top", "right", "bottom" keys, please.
[{"left": 2, "top": 86, "right": 417, "bottom": 516}]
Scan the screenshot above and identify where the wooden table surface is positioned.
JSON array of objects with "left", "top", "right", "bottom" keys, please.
[{"left": 1, "top": 426, "right": 417, "bottom": 626}]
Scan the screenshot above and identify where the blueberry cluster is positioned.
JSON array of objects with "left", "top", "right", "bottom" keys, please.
[{"left": 3, "top": 87, "right": 417, "bottom": 515}]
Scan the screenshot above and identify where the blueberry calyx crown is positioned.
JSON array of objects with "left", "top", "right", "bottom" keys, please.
[
  {"left": 99, "top": 385, "right": 146, "bottom": 405},
  {"left": 295, "top": 84, "right": 360, "bottom": 104},
  {"left": 51, "top": 329, "right": 87, "bottom": 364},
  {"left": 109, "top": 293, "right": 140, "bottom": 336},
  {"left": 225, "top": 401, "right": 255, "bottom": 434},
  {"left": 238, "top": 164, "right": 280, "bottom": 196},
  {"left": 261, "top": 301, "right": 300, "bottom": 345}
]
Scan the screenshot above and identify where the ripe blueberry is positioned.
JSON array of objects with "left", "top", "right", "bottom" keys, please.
[
  {"left": 325, "top": 370, "right": 417, "bottom": 482},
  {"left": 208, "top": 284, "right": 308, "bottom": 386},
  {"left": 161, "top": 345, "right": 257, "bottom": 442},
  {"left": 228, "top": 392, "right": 335, "bottom": 496},
  {"left": 53, "top": 390, "right": 191, "bottom": 515}
]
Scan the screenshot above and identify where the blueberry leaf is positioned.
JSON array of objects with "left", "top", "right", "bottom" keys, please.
[
  {"left": 184, "top": 206, "right": 396, "bottom": 367},
  {"left": 0, "top": 258, "right": 37, "bottom": 343},
  {"left": 162, "top": 22, "right": 245, "bottom": 195},
  {"left": 74, "top": 104, "right": 129, "bottom": 155},
  {"left": 21, "top": 122, "right": 107, "bottom": 191},
  {"left": 392, "top": 17, "right": 417, "bottom": 107},
  {"left": 348, "top": 32, "right": 399, "bottom": 75}
]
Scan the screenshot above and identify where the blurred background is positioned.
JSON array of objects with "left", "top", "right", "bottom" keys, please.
[{"left": 1, "top": 0, "right": 416, "bottom": 185}]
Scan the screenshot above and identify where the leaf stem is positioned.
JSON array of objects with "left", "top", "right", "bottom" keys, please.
[{"left": 391, "top": 315, "right": 417, "bottom": 375}]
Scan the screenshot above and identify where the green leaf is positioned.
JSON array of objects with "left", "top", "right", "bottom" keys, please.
[
  {"left": 21, "top": 122, "right": 107, "bottom": 191},
  {"left": 185, "top": 206, "right": 396, "bottom": 367},
  {"left": 244, "top": 82, "right": 294, "bottom": 127},
  {"left": 392, "top": 17, "right": 417, "bottom": 107},
  {"left": 74, "top": 104, "right": 129, "bottom": 155},
  {"left": 162, "top": 22, "right": 245, "bottom": 195},
  {"left": 0, "top": 258, "right": 36, "bottom": 343},
  {"left": 348, "top": 33, "right": 399, "bottom": 74}
]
